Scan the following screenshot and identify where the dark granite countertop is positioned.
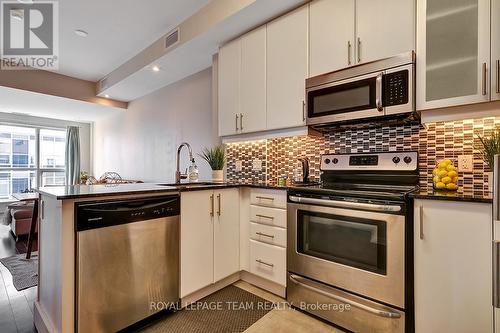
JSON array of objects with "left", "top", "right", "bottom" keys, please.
[
  {"left": 38, "top": 183, "right": 179, "bottom": 200},
  {"left": 409, "top": 186, "right": 493, "bottom": 204},
  {"left": 37, "top": 181, "right": 295, "bottom": 200}
]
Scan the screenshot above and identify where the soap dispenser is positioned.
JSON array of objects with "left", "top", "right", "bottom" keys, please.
[{"left": 188, "top": 159, "right": 199, "bottom": 182}]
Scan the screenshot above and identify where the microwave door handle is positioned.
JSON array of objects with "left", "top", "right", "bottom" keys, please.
[{"left": 376, "top": 73, "right": 383, "bottom": 112}]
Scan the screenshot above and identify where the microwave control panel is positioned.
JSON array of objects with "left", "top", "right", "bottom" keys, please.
[{"left": 383, "top": 70, "right": 409, "bottom": 107}]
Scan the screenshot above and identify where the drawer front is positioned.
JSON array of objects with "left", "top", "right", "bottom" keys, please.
[
  {"left": 250, "top": 240, "right": 286, "bottom": 286},
  {"left": 250, "top": 189, "right": 287, "bottom": 208},
  {"left": 250, "top": 222, "right": 286, "bottom": 248},
  {"left": 250, "top": 205, "right": 286, "bottom": 228}
]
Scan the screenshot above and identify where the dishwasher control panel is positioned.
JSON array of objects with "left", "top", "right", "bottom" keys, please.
[{"left": 76, "top": 195, "right": 180, "bottom": 231}]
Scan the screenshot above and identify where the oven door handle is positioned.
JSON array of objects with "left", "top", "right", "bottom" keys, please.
[
  {"left": 289, "top": 274, "right": 401, "bottom": 319},
  {"left": 288, "top": 196, "right": 401, "bottom": 213}
]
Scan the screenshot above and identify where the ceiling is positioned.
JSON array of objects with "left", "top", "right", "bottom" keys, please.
[
  {"left": 0, "top": 86, "right": 123, "bottom": 123},
  {"left": 56, "top": 0, "right": 210, "bottom": 81}
]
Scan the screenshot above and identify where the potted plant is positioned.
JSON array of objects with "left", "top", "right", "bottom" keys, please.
[
  {"left": 199, "top": 145, "right": 226, "bottom": 182},
  {"left": 478, "top": 126, "right": 500, "bottom": 192}
]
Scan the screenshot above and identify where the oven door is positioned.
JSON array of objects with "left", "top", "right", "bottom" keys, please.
[
  {"left": 287, "top": 199, "right": 405, "bottom": 308},
  {"left": 306, "top": 71, "right": 384, "bottom": 126}
]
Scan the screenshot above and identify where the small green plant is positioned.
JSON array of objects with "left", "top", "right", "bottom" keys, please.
[
  {"left": 199, "top": 146, "right": 226, "bottom": 170},
  {"left": 478, "top": 127, "right": 500, "bottom": 170}
]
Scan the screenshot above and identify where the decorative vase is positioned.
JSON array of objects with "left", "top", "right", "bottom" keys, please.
[
  {"left": 212, "top": 170, "right": 224, "bottom": 182},
  {"left": 432, "top": 159, "right": 458, "bottom": 191},
  {"left": 486, "top": 171, "right": 494, "bottom": 193}
]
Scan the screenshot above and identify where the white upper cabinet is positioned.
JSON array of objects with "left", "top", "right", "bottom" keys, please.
[
  {"left": 240, "top": 26, "right": 267, "bottom": 133},
  {"left": 218, "top": 39, "right": 240, "bottom": 136},
  {"left": 356, "top": 0, "right": 415, "bottom": 64},
  {"left": 417, "top": 0, "right": 491, "bottom": 110},
  {"left": 492, "top": 0, "right": 500, "bottom": 101},
  {"left": 309, "top": 0, "right": 355, "bottom": 77},
  {"left": 266, "top": 5, "right": 308, "bottom": 130}
]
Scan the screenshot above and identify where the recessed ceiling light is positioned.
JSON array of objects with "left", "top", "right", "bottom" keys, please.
[
  {"left": 74, "top": 29, "right": 88, "bottom": 38},
  {"left": 152, "top": 65, "right": 160, "bottom": 72},
  {"left": 17, "top": 0, "right": 33, "bottom": 3},
  {"left": 104, "top": 94, "right": 110, "bottom": 98}
]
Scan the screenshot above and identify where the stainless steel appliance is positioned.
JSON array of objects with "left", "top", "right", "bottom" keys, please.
[
  {"left": 76, "top": 195, "right": 180, "bottom": 333},
  {"left": 306, "top": 51, "right": 416, "bottom": 128},
  {"left": 287, "top": 152, "right": 418, "bottom": 333}
]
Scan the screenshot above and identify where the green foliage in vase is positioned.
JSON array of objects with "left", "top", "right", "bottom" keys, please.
[
  {"left": 199, "top": 146, "right": 226, "bottom": 170},
  {"left": 478, "top": 127, "right": 500, "bottom": 170}
]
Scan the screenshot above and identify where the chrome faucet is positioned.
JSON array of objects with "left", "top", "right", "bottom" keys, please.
[{"left": 176, "top": 142, "right": 194, "bottom": 184}]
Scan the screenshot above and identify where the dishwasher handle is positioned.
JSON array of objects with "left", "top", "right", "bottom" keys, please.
[{"left": 76, "top": 195, "right": 180, "bottom": 231}]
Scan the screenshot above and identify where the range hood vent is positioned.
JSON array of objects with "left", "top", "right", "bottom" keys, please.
[{"left": 165, "top": 28, "right": 180, "bottom": 50}]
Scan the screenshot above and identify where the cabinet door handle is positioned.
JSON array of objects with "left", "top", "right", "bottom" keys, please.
[
  {"left": 357, "top": 37, "right": 361, "bottom": 63},
  {"left": 235, "top": 114, "right": 239, "bottom": 131},
  {"left": 419, "top": 205, "right": 424, "bottom": 240},
  {"left": 256, "top": 232, "right": 274, "bottom": 239},
  {"left": 302, "top": 100, "right": 306, "bottom": 122},
  {"left": 239, "top": 113, "right": 243, "bottom": 131},
  {"left": 41, "top": 200, "right": 44, "bottom": 220},
  {"left": 255, "top": 196, "right": 274, "bottom": 201},
  {"left": 256, "top": 259, "right": 274, "bottom": 267},
  {"left": 256, "top": 214, "right": 274, "bottom": 220},
  {"left": 496, "top": 59, "right": 500, "bottom": 94},
  {"left": 347, "top": 40, "right": 352, "bottom": 65},
  {"left": 217, "top": 193, "right": 221, "bottom": 216},
  {"left": 210, "top": 194, "right": 214, "bottom": 217},
  {"left": 375, "top": 73, "right": 383, "bottom": 112},
  {"left": 482, "top": 62, "right": 488, "bottom": 96}
]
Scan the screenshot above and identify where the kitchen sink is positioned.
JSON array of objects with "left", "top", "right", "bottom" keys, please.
[{"left": 158, "top": 182, "right": 226, "bottom": 188}]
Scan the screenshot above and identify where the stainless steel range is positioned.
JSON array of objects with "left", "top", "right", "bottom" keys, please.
[{"left": 287, "top": 151, "right": 418, "bottom": 333}]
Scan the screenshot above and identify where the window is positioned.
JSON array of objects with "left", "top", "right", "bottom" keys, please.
[{"left": 0, "top": 125, "right": 66, "bottom": 199}]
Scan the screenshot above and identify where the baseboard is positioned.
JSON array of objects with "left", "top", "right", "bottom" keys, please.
[
  {"left": 34, "top": 301, "right": 57, "bottom": 333},
  {"left": 240, "top": 271, "right": 286, "bottom": 298},
  {"left": 180, "top": 272, "right": 241, "bottom": 307}
]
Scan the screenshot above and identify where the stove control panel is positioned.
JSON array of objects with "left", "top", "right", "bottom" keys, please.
[{"left": 321, "top": 151, "right": 418, "bottom": 171}]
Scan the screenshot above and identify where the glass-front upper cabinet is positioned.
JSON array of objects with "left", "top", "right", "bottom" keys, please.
[{"left": 416, "top": 0, "right": 490, "bottom": 110}]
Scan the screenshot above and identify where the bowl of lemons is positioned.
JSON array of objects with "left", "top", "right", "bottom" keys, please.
[{"left": 432, "top": 159, "right": 458, "bottom": 191}]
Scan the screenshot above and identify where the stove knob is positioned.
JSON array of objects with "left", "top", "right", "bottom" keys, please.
[
  {"left": 392, "top": 156, "right": 400, "bottom": 164},
  {"left": 404, "top": 156, "right": 412, "bottom": 164},
  {"left": 324, "top": 158, "right": 331, "bottom": 164},
  {"left": 332, "top": 158, "right": 339, "bottom": 164}
]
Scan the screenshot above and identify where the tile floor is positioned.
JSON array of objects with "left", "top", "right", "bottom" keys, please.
[{"left": 235, "top": 281, "right": 343, "bottom": 333}]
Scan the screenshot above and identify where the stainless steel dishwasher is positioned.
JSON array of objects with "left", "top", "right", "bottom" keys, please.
[{"left": 75, "top": 195, "right": 180, "bottom": 333}]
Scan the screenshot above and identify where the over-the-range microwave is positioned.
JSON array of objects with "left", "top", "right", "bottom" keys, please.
[{"left": 306, "top": 51, "right": 417, "bottom": 128}]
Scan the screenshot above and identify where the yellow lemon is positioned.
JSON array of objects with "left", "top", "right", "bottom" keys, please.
[
  {"left": 441, "top": 176, "right": 452, "bottom": 184},
  {"left": 446, "top": 164, "right": 456, "bottom": 172},
  {"left": 432, "top": 168, "right": 438, "bottom": 176},
  {"left": 435, "top": 182, "right": 446, "bottom": 189},
  {"left": 437, "top": 170, "right": 448, "bottom": 178},
  {"left": 447, "top": 170, "right": 458, "bottom": 178},
  {"left": 452, "top": 176, "right": 458, "bottom": 183},
  {"left": 442, "top": 159, "right": 452, "bottom": 166},
  {"left": 433, "top": 176, "right": 441, "bottom": 183},
  {"left": 446, "top": 183, "right": 458, "bottom": 190},
  {"left": 438, "top": 162, "right": 447, "bottom": 169}
]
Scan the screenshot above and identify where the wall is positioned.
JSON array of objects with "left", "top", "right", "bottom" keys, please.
[
  {"left": 226, "top": 116, "right": 499, "bottom": 195},
  {"left": 93, "top": 68, "right": 219, "bottom": 182}
]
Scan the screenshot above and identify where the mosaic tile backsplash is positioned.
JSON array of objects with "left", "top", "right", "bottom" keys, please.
[{"left": 225, "top": 117, "right": 500, "bottom": 193}]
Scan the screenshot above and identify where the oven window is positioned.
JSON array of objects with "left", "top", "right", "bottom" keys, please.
[
  {"left": 297, "top": 210, "right": 387, "bottom": 275},
  {"left": 308, "top": 77, "right": 376, "bottom": 117}
]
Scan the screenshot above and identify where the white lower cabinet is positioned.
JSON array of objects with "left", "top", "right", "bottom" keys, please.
[
  {"left": 249, "top": 240, "right": 286, "bottom": 286},
  {"left": 250, "top": 222, "right": 286, "bottom": 247},
  {"left": 414, "top": 199, "right": 493, "bottom": 333},
  {"left": 181, "top": 189, "right": 239, "bottom": 297}
]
